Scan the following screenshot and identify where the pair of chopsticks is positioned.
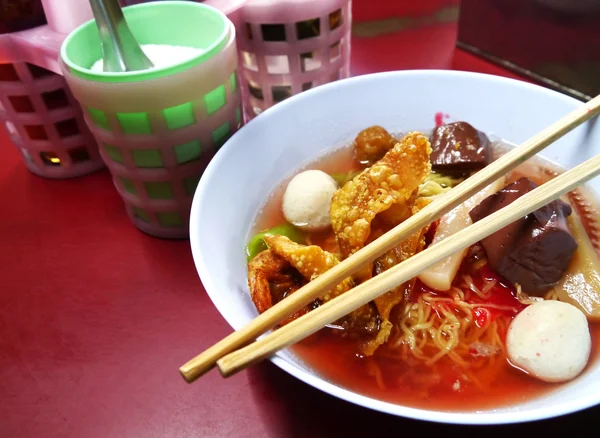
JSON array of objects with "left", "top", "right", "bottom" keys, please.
[{"left": 180, "top": 94, "right": 600, "bottom": 382}]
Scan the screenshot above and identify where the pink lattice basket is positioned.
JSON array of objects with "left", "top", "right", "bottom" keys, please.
[
  {"left": 234, "top": 0, "right": 352, "bottom": 120},
  {"left": 0, "top": 30, "right": 103, "bottom": 179}
]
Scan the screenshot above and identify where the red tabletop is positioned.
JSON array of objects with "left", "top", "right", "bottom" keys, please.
[{"left": 1, "top": 2, "right": 596, "bottom": 436}]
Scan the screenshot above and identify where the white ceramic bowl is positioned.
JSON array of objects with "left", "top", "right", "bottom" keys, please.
[{"left": 189, "top": 70, "right": 600, "bottom": 425}]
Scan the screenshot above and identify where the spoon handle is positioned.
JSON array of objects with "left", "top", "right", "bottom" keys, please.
[{"left": 89, "top": 0, "right": 154, "bottom": 72}]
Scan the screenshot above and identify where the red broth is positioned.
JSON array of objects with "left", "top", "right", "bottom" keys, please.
[
  {"left": 250, "top": 142, "right": 600, "bottom": 411},
  {"left": 292, "top": 323, "right": 600, "bottom": 411}
]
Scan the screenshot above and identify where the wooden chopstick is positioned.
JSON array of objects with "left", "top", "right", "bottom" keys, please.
[
  {"left": 217, "top": 152, "right": 600, "bottom": 376},
  {"left": 179, "top": 94, "right": 600, "bottom": 383}
]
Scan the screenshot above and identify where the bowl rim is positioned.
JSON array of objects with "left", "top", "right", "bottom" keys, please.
[{"left": 189, "top": 69, "right": 597, "bottom": 425}]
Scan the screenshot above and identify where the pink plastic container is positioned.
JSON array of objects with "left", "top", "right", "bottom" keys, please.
[
  {"left": 40, "top": 0, "right": 93, "bottom": 35},
  {"left": 0, "top": 21, "right": 103, "bottom": 179},
  {"left": 234, "top": 0, "right": 352, "bottom": 120}
]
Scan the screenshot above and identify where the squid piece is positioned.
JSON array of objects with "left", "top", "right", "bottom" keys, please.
[
  {"left": 552, "top": 206, "right": 600, "bottom": 321},
  {"left": 417, "top": 178, "right": 505, "bottom": 291},
  {"left": 331, "top": 131, "right": 432, "bottom": 282}
]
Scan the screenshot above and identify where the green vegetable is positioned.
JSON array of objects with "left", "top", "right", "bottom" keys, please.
[
  {"left": 330, "top": 170, "right": 361, "bottom": 186},
  {"left": 246, "top": 223, "right": 305, "bottom": 262}
]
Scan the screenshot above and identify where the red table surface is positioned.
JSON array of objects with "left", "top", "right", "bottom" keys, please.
[{"left": 1, "top": 3, "right": 597, "bottom": 437}]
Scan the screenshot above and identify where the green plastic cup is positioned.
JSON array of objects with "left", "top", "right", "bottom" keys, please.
[
  {"left": 61, "top": 1, "right": 230, "bottom": 83},
  {"left": 60, "top": 1, "right": 242, "bottom": 239}
]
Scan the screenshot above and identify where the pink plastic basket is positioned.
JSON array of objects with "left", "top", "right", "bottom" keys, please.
[
  {"left": 235, "top": 0, "right": 352, "bottom": 120},
  {"left": 0, "top": 60, "right": 104, "bottom": 178},
  {"left": 0, "top": 3, "right": 103, "bottom": 179}
]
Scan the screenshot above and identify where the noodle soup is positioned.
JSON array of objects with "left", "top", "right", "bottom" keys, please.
[{"left": 244, "top": 122, "right": 600, "bottom": 411}]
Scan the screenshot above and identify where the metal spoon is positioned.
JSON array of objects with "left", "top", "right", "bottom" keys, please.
[{"left": 89, "top": 0, "right": 154, "bottom": 72}]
